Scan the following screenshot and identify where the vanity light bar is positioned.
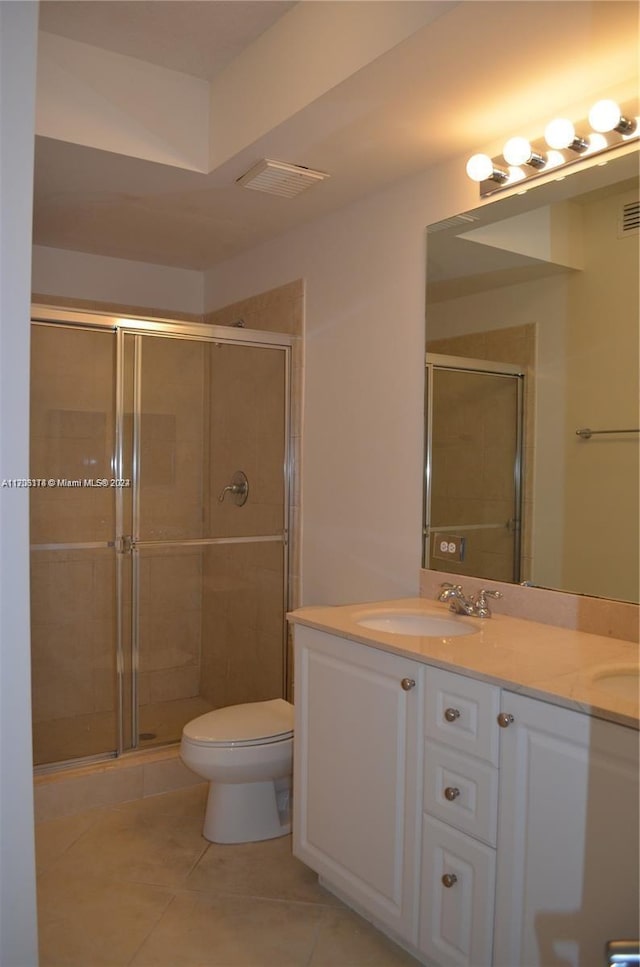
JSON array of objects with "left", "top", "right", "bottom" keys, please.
[{"left": 467, "top": 98, "right": 639, "bottom": 197}]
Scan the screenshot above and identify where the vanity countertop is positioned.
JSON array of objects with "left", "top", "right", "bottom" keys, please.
[{"left": 287, "top": 598, "right": 640, "bottom": 729}]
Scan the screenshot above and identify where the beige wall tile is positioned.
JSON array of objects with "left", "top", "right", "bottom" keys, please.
[
  {"left": 144, "top": 665, "right": 200, "bottom": 704},
  {"left": 203, "top": 280, "right": 303, "bottom": 335}
]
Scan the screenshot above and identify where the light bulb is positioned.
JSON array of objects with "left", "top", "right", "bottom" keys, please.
[
  {"left": 586, "top": 132, "right": 608, "bottom": 153},
  {"left": 506, "top": 166, "right": 526, "bottom": 184},
  {"left": 588, "top": 99, "right": 637, "bottom": 136},
  {"left": 503, "top": 137, "right": 533, "bottom": 166},
  {"left": 544, "top": 118, "right": 576, "bottom": 149},
  {"left": 466, "top": 154, "right": 494, "bottom": 182},
  {"left": 545, "top": 150, "right": 565, "bottom": 169},
  {"left": 588, "top": 99, "right": 621, "bottom": 133}
]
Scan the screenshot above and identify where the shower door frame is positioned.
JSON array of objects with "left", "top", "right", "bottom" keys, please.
[
  {"left": 31, "top": 306, "right": 295, "bottom": 767},
  {"left": 423, "top": 352, "right": 525, "bottom": 584}
]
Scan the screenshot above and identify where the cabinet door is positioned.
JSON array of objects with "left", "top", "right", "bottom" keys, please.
[
  {"left": 293, "top": 626, "right": 422, "bottom": 945},
  {"left": 494, "top": 691, "right": 640, "bottom": 967},
  {"left": 419, "top": 814, "right": 496, "bottom": 967}
]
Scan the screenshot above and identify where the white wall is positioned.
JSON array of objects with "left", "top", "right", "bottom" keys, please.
[
  {"left": 0, "top": 4, "right": 39, "bottom": 964},
  {"left": 205, "top": 157, "right": 478, "bottom": 605},
  {"left": 32, "top": 245, "right": 205, "bottom": 316}
]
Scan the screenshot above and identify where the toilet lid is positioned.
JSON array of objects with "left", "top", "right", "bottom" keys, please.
[{"left": 182, "top": 698, "right": 294, "bottom": 747}]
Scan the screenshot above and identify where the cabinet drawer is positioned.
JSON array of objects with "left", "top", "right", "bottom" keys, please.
[
  {"left": 419, "top": 814, "right": 496, "bottom": 967},
  {"left": 423, "top": 740, "right": 498, "bottom": 847},
  {"left": 424, "top": 667, "right": 500, "bottom": 765}
]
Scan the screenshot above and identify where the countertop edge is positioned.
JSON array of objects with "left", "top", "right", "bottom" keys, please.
[{"left": 288, "top": 602, "right": 640, "bottom": 731}]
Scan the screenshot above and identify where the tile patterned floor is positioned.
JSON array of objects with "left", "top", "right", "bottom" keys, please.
[{"left": 36, "top": 784, "right": 421, "bottom": 966}]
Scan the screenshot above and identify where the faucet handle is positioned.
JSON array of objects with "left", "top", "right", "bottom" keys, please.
[{"left": 472, "top": 588, "right": 503, "bottom": 617}]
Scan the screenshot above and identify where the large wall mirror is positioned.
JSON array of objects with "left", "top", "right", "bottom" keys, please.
[{"left": 424, "top": 148, "right": 639, "bottom": 604}]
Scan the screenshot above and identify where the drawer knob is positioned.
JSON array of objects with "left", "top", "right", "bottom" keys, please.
[
  {"left": 400, "top": 677, "right": 416, "bottom": 691},
  {"left": 497, "top": 712, "right": 515, "bottom": 728},
  {"left": 442, "top": 873, "right": 458, "bottom": 888},
  {"left": 444, "top": 786, "right": 460, "bottom": 801},
  {"left": 444, "top": 707, "right": 460, "bottom": 722}
]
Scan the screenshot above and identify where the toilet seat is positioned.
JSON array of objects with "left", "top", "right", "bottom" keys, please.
[{"left": 182, "top": 698, "right": 294, "bottom": 748}]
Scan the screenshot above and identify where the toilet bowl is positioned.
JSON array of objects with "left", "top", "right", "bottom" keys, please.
[{"left": 180, "top": 698, "right": 294, "bottom": 844}]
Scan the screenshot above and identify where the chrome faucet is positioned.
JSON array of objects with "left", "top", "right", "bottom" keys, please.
[
  {"left": 437, "top": 583, "right": 502, "bottom": 618},
  {"left": 437, "top": 583, "right": 476, "bottom": 615}
]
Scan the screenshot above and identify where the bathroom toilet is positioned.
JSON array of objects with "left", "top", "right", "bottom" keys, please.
[{"left": 180, "top": 698, "right": 294, "bottom": 844}]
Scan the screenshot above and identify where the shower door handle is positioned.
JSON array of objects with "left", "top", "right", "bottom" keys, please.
[{"left": 217, "top": 470, "right": 249, "bottom": 506}]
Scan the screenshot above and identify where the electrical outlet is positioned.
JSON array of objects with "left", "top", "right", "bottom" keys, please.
[{"left": 433, "top": 533, "right": 466, "bottom": 562}]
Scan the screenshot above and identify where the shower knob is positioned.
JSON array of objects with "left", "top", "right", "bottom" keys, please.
[
  {"left": 217, "top": 470, "right": 249, "bottom": 506},
  {"left": 400, "top": 678, "right": 416, "bottom": 691}
]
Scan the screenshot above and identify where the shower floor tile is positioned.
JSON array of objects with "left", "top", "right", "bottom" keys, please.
[
  {"left": 36, "top": 785, "right": 421, "bottom": 967},
  {"left": 33, "top": 696, "right": 213, "bottom": 766},
  {"left": 138, "top": 696, "right": 213, "bottom": 748}
]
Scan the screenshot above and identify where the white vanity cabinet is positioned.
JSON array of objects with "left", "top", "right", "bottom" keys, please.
[
  {"left": 493, "top": 690, "right": 640, "bottom": 967},
  {"left": 292, "top": 625, "right": 423, "bottom": 946},
  {"left": 292, "top": 621, "right": 640, "bottom": 967}
]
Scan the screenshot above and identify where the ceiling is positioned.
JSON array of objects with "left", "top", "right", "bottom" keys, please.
[
  {"left": 38, "top": 1, "right": 297, "bottom": 81},
  {"left": 33, "top": 1, "right": 640, "bottom": 271}
]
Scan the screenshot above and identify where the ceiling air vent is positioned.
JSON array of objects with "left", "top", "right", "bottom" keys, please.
[
  {"left": 427, "top": 213, "right": 479, "bottom": 234},
  {"left": 618, "top": 199, "right": 639, "bottom": 237},
  {"left": 236, "top": 159, "right": 330, "bottom": 198}
]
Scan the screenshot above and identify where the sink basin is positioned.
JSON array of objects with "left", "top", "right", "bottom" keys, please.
[
  {"left": 591, "top": 665, "right": 639, "bottom": 701},
  {"left": 355, "top": 612, "right": 477, "bottom": 638}
]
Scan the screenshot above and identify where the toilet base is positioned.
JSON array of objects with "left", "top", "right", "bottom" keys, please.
[{"left": 203, "top": 776, "right": 292, "bottom": 844}]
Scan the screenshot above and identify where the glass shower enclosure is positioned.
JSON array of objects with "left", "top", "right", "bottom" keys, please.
[{"left": 30, "top": 310, "right": 292, "bottom": 768}]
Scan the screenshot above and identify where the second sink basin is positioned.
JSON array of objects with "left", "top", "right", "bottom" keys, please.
[
  {"left": 590, "top": 665, "right": 639, "bottom": 702},
  {"left": 355, "top": 611, "right": 477, "bottom": 637}
]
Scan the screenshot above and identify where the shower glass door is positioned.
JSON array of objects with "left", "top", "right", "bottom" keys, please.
[
  {"left": 425, "top": 356, "right": 524, "bottom": 584},
  {"left": 30, "top": 324, "right": 119, "bottom": 766},
  {"left": 30, "top": 313, "right": 291, "bottom": 766},
  {"left": 126, "top": 332, "right": 289, "bottom": 751}
]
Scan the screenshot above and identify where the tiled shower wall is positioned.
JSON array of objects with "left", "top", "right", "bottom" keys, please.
[
  {"left": 203, "top": 280, "right": 304, "bottom": 614},
  {"left": 30, "top": 281, "right": 303, "bottom": 756},
  {"left": 136, "top": 336, "right": 208, "bottom": 713},
  {"left": 203, "top": 281, "right": 303, "bottom": 698},
  {"left": 198, "top": 343, "right": 286, "bottom": 708},
  {"left": 32, "top": 280, "right": 304, "bottom": 615}
]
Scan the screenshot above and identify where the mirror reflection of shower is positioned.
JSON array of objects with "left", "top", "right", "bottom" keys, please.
[{"left": 424, "top": 354, "right": 525, "bottom": 585}]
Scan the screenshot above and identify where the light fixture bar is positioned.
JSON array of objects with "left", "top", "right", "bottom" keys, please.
[{"left": 468, "top": 97, "right": 639, "bottom": 197}]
